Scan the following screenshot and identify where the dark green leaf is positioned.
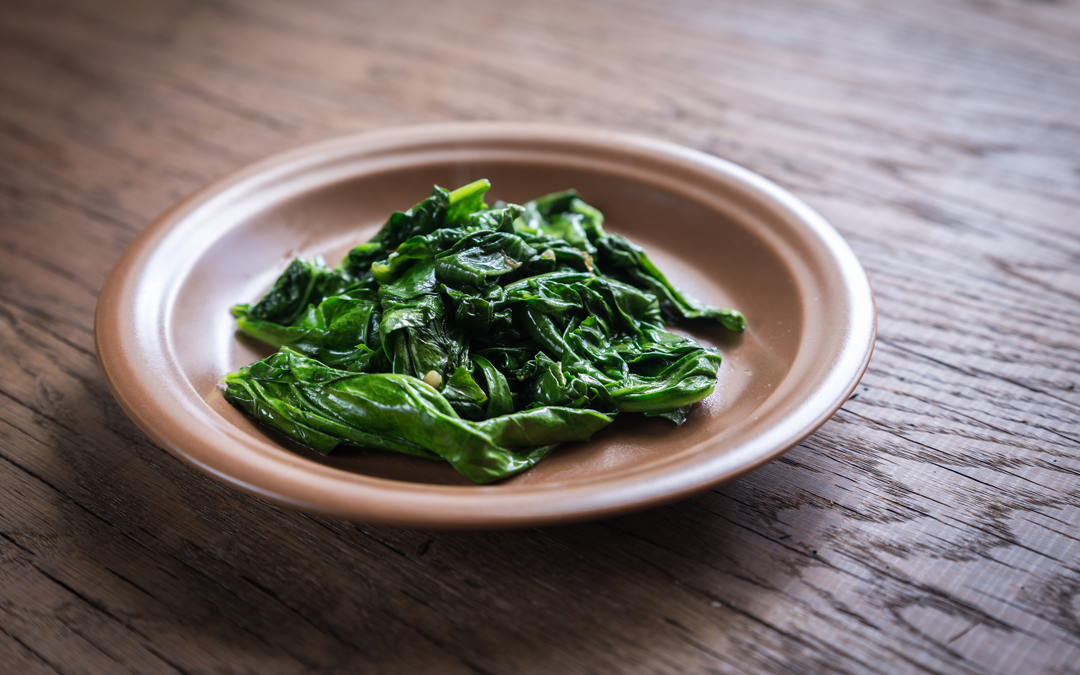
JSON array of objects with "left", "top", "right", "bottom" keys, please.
[
  {"left": 222, "top": 350, "right": 612, "bottom": 483},
  {"left": 229, "top": 180, "right": 744, "bottom": 483},
  {"left": 597, "top": 233, "right": 746, "bottom": 332},
  {"left": 242, "top": 257, "right": 360, "bottom": 327}
]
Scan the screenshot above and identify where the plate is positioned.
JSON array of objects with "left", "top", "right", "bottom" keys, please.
[{"left": 94, "top": 123, "right": 875, "bottom": 528}]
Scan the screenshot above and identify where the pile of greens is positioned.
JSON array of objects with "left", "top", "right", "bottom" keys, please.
[{"left": 222, "top": 180, "right": 745, "bottom": 483}]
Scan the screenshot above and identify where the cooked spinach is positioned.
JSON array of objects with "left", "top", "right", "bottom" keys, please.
[{"left": 224, "top": 180, "right": 745, "bottom": 483}]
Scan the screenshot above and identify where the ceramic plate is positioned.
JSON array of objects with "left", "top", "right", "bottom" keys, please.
[{"left": 95, "top": 123, "right": 875, "bottom": 528}]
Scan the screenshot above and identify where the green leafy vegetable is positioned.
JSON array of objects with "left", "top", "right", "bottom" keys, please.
[
  {"left": 222, "top": 349, "right": 612, "bottom": 483},
  {"left": 224, "top": 181, "right": 745, "bottom": 483}
]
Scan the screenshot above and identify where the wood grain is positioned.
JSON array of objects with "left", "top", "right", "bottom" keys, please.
[{"left": 1, "top": 0, "right": 1078, "bottom": 672}]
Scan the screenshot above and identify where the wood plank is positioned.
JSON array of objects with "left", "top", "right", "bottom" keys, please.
[{"left": 0, "top": 0, "right": 1077, "bottom": 672}]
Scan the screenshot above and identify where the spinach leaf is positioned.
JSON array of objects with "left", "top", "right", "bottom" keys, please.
[
  {"left": 435, "top": 230, "right": 537, "bottom": 287},
  {"left": 596, "top": 233, "right": 746, "bottom": 331},
  {"left": 234, "top": 293, "right": 385, "bottom": 372},
  {"left": 440, "top": 364, "right": 489, "bottom": 421},
  {"left": 223, "top": 350, "right": 613, "bottom": 483},
  {"left": 377, "top": 259, "right": 468, "bottom": 379},
  {"left": 224, "top": 180, "right": 745, "bottom": 483},
  {"left": 338, "top": 178, "right": 491, "bottom": 280},
  {"left": 472, "top": 354, "right": 514, "bottom": 418},
  {"left": 238, "top": 257, "right": 361, "bottom": 327},
  {"left": 518, "top": 191, "right": 746, "bottom": 332},
  {"left": 446, "top": 179, "right": 492, "bottom": 224}
]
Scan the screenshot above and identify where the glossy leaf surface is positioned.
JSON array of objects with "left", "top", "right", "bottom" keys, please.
[{"left": 224, "top": 181, "right": 745, "bottom": 482}]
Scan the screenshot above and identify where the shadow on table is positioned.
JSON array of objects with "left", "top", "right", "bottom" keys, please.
[{"left": 46, "top": 378, "right": 832, "bottom": 673}]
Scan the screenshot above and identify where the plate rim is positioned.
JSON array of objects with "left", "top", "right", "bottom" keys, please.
[{"left": 94, "top": 122, "right": 876, "bottom": 528}]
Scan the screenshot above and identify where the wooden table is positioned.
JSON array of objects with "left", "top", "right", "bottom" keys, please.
[{"left": 2, "top": 0, "right": 1078, "bottom": 672}]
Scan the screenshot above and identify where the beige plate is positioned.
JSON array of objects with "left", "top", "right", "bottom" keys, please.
[{"left": 95, "top": 123, "right": 875, "bottom": 529}]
